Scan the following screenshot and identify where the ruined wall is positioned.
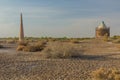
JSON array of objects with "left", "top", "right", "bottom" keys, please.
[{"left": 96, "top": 27, "right": 110, "bottom": 38}]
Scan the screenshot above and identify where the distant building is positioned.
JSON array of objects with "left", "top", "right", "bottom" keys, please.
[
  {"left": 19, "top": 13, "right": 24, "bottom": 42},
  {"left": 95, "top": 21, "right": 110, "bottom": 38}
]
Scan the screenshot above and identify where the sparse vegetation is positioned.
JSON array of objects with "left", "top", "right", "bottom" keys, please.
[
  {"left": 17, "top": 40, "right": 47, "bottom": 52},
  {"left": 16, "top": 45, "right": 25, "bottom": 51},
  {"left": 109, "top": 35, "right": 120, "bottom": 43},
  {"left": 0, "top": 44, "right": 3, "bottom": 48},
  {"left": 92, "top": 68, "right": 120, "bottom": 80},
  {"left": 111, "top": 35, "right": 120, "bottom": 40},
  {"left": 16, "top": 41, "right": 28, "bottom": 51},
  {"left": 23, "top": 46, "right": 37, "bottom": 52},
  {"left": 18, "top": 41, "right": 28, "bottom": 46},
  {"left": 42, "top": 42, "right": 82, "bottom": 58},
  {"left": 23, "top": 44, "right": 46, "bottom": 52},
  {"left": 1, "top": 38, "right": 120, "bottom": 80},
  {"left": 69, "top": 39, "right": 80, "bottom": 43},
  {"left": 112, "top": 39, "right": 120, "bottom": 43},
  {"left": 6, "top": 40, "right": 16, "bottom": 44}
]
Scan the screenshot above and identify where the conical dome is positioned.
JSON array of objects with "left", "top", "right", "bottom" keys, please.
[{"left": 98, "top": 21, "right": 107, "bottom": 29}]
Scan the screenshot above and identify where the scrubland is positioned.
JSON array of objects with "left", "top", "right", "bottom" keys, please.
[{"left": 0, "top": 37, "right": 120, "bottom": 80}]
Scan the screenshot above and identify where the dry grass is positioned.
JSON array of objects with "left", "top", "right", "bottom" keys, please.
[
  {"left": 18, "top": 41, "right": 28, "bottom": 46},
  {"left": 42, "top": 42, "right": 82, "bottom": 58},
  {"left": 69, "top": 39, "right": 80, "bottom": 43},
  {"left": 112, "top": 39, "right": 120, "bottom": 43},
  {"left": 17, "top": 40, "right": 47, "bottom": 52},
  {"left": 23, "top": 41, "right": 46, "bottom": 52},
  {"left": 1, "top": 39, "right": 120, "bottom": 80},
  {"left": 92, "top": 68, "right": 120, "bottom": 80},
  {"left": 16, "top": 41, "right": 28, "bottom": 51},
  {"left": 6, "top": 40, "right": 16, "bottom": 44},
  {"left": 23, "top": 46, "right": 36, "bottom": 52},
  {"left": 16, "top": 45, "right": 25, "bottom": 51}
]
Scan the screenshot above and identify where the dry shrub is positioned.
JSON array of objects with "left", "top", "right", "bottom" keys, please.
[
  {"left": 23, "top": 46, "right": 36, "bottom": 52},
  {"left": 92, "top": 68, "right": 120, "bottom": 80},
  {"left": 16, "top": 41, "right": 28, "bottom": 51},
  {"left": 47, "top": 38, "right": 56, "bottom": 42},
  {"left": 0, "top": 44, "right": 3, "bottom": 48},
  {"left": 35, "top": 41, "right": 47, "bottom": 49},
  {"left": 17, "top": 41, "right": 47, "bottom": 52},
  {"left": 6, "top": 40, "right": 16, "bottom": 44},
  {"left": 42, "top": 42, "right": 82, "bottom": 58},
  {"left": 70, "top": 39, "right": 80, "bottom": 43},
  {"left": 112, "top": 39, "right": 120, "bottom": 43},
  {"left": 0, "top": 40, "right": 5, "bottom": 43},
  {"left": 16, "top": 45, "right": 25, "bottom": 51},
  {"left": 18, "top": 41, "right": 28, "bottom": 46},
  {"left": 23, "top": 41, "right": 46, "bottom": 52}
]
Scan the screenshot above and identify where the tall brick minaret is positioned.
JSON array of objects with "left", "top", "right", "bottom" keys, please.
[{"left": 19, "top": 13, "right": 24, "bottom": 42}]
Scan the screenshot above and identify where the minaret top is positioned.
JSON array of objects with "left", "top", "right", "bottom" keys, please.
[
  {"left": 97, "top": 21, "right": 107, "bottom": 29},
  {"left": 20, "top": 13, "right": 22, "bottom": 16}
]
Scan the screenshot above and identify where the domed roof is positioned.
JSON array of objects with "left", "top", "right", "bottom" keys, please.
[{"left": 97, "top": 21, "right": 107, "bottom": 29}]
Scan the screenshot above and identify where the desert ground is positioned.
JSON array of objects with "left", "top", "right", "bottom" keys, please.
[{"left": 0, "top": 38, "right": 120, "bottom": 80}]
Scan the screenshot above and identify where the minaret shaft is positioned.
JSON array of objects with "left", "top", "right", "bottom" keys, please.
[{"left": 19, "top": 13, "right": 24, "bottom": 42}]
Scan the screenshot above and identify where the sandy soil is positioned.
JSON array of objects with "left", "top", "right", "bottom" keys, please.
[{"left": 0, "top": 40, "right": 120, "bottom": 80}]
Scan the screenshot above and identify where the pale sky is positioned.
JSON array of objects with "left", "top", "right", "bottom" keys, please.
[{"left": 0, "top": 0, "right": 120, "bottom": 38}]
